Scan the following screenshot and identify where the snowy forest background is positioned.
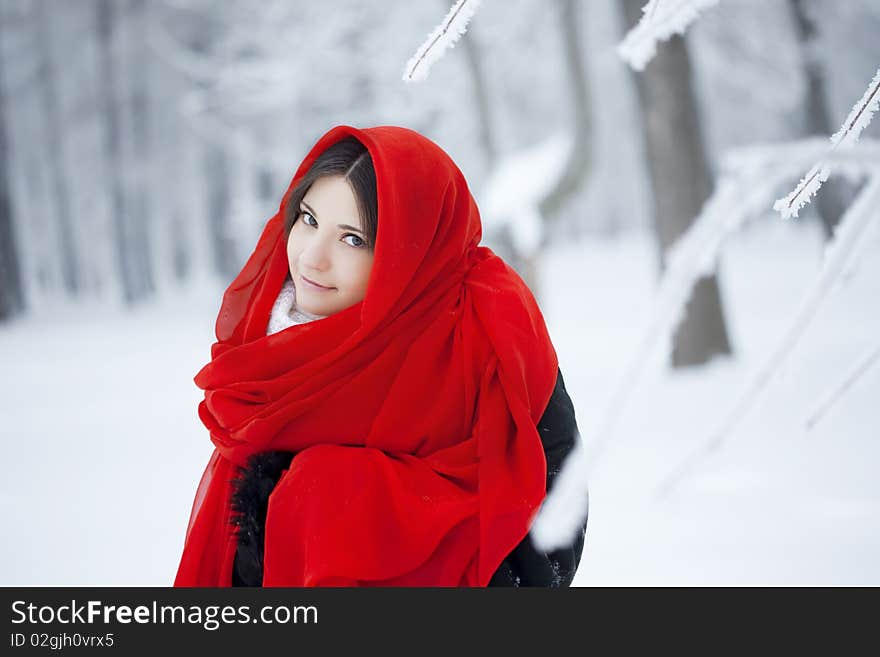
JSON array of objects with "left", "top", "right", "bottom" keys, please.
[{"left": 1, "top": 0, "right": 878, "bottom": 585}]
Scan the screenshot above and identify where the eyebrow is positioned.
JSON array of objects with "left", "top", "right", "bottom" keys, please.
[{"left": 301, "top": 201, "right": 365, "bottom": 234}]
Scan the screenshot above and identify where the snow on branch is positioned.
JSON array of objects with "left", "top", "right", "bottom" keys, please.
[
  {"left": 774, "top": 66, "right": 880, "bottom": 219},
  {"left": 617, "top": 0, "right": 719, "bottom": 72},
  {"left": 657, "top": 173, "right": 880, "bottom": 499},
  {"left": 531, "top": 155, "right": 775, "bottom": 551},
  {"left": 830, "top": 66, "right": 880, "bottom": 150},
  {"left": 403, "top": 0, "right": 483, "bottom": 82},
  {"left": 530, "top": 437, "right": 590, "bottom": 553},
  {"left": 581, "top": 142, "right": 823, "bottom": 470},
  {"left": 805, "top": 341, "right": 880, "bottom": 431},
  {"left": 531, "top": 138, "right": 880, "bottom": 547},
  {"left": 480, "top": 132, "right": 573, "bottom": 256}
]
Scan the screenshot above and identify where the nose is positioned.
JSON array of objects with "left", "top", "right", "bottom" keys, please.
[{"left": 299, "top": 235, "right": 332, "bottom": 273}]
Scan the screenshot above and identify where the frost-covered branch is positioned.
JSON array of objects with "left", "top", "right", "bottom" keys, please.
[
  {"left": 618, "top": 0, "right": 720, "bottom": 72},
  {"left": 531, "top": 138, "right": 880, "bottom": 547},
  {"left": 583, "top": 145, "right": 813, "bottom": 470},
  {"left": 531, "top": 155, "right": 776, "bottom": 550},
  {"left": 830, "top": 66, "right": 880, "bottom": 150},
  {"left": 403, "top": 0, "right": 483, "bottom": 82},
  {"left": 480, "top": 132, "right": 573, "bottom": 256},
  {"left": 774, "top": 66, "right": 880, "bottom": 219},
  {"left": 530, "top": 437, "right": 590, "bottom": 552},
  {"left": 805, "top": 342, "right": 880, "bottom": 431},
  {"left": 657, "top": 173, "right": 880, "bottom": 498}
]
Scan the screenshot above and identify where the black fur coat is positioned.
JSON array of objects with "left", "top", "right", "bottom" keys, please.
[{"left": 229, "top": 367, "right": 588, "bottom": 587}]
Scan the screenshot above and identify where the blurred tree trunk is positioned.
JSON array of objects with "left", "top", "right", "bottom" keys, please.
[
  {"left": 458, "top": 4, "right": 534, "bottom": 291},
  {"left": 97, "top": 0, "right": 158, "bottom": 304},
  {"left": 460, "top": 29, "right": 497, "bottom": 171},
  {"left": 126, "top": 0, "right": 156, "bottom": 298},
  {"left": 182, "top": 16, "right": 237, "bottom": 281},
  {"left": 97, "top": 0, "right": 139, "bottom": 305},
  {"left": 534, "top": 0, "right": 592, "bottom": 298},
  {"left": 539, "top": 0, "right": 592, "bottom": 223},
  {"left": 486, "top": 0, "right": 592, "bottom": 300},
  {"left": 34, "top": 0, "right": 79, "bottom": 296},
  {"left": 622, "top": 0, "right": 731, "bottom": 368},
  {"left": 204, "top": 142, "right": 237, "bottom": 279},
  {"left": 0, "top": 33, "right": 24, "bottom": 321},
  {"left": 789, "top": 0, "right": 854, "bottom": 240}
]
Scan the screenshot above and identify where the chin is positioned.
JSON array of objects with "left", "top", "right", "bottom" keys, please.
[
  {"left": 295, "top": 294, "right": 320, "bottom": 314},
  {"left": 295, "top": 289, "right": 333, "bottom": 316}
]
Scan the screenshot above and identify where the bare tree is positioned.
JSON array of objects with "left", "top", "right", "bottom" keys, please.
[
  {"left": 789, "top": 0, "right": 855, "bottom": 240},
  {"left": 126, "top": 0, "right": 156, "bottom": 298},
  {"left": 95, "top": 0, "right": 161, "bottom": 304},
  {"left": 483, "top": 0, "right": 593, "bottom": 298},
  {"left": 622, "top": 0, "right": 731, "bottom": 368},
  {"left": 34, "top": 0, "right": 79, "bottom": 296},
  {"left": 539, "top": 0, "right": 593, "bottom": 223},
  {"left": 460, "top": 29, "right": 497, "bottom": 170},
  {"left": 204, "top": 142, "right": 238, "bottom": 278},
  {"left": 0, "top": 27, "right": 23, "bottom": 321},
  {"left": 97, "top": 0, "right": 137, "bottom": 304}
]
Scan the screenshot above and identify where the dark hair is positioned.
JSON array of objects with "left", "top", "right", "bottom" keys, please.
[{"left": 283, "top": 136, "right": 378, "bottom": 250}]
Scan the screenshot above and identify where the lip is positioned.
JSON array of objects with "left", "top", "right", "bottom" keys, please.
[{"left": 300, "top": 274, "right": 335, "bottom": 291}]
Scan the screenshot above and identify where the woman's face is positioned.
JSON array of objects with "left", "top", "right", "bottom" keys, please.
[{"left": 286, "top": 175, "right": 374, "bottom": 316}]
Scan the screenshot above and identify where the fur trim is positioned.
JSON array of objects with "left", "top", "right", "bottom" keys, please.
[
  {"left": 229, "top": 450, "right": 295, "bottom": 586},
  {"left": 267, "top": 276, "right": 326, "bottom": 335}
]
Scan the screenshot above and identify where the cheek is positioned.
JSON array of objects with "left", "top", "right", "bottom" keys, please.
[
  {"left": 286, "top": 231, "right": 300, "bottom": 264},
  {"left": 337, "top": 255, "right": 370, "bottom": 292},
  {"left": 352, "top": 257, "right": 374, "bottom": 293}
]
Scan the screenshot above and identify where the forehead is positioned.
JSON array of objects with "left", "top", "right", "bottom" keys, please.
[{"left": 302, "top": 176, "right": 360, "bottom": 221}]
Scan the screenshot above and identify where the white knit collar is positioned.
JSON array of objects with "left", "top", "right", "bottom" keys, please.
[{"left": 266, "top": 277, "right": 327, "bottom": 335}]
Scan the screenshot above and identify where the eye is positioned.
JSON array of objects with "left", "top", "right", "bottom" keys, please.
[
  {"left": 299, "top": 211, "right": 317, "bottom": 227},
  {"left": 343, "top": 234, "right": 366, "bottom": 248}
]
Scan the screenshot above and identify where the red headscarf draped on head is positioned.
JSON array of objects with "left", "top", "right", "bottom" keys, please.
[{"left": 174, "top": 125, "right": 558, "bottom": 587}]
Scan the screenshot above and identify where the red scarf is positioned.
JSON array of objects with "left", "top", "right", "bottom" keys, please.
[{"left": 174, "top": 125, "right": 558, "bottom": 587}]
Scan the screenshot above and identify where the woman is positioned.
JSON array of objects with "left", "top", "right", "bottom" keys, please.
[{"left": 174, "top": 125, "right": 587, "bottom": 587}]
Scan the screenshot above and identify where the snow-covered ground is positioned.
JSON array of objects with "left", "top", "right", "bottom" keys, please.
[{"left": 2, "top": 217, "right": 878, "bottom": 586}]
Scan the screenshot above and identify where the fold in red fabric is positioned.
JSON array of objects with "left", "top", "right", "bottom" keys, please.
[{"left": 174, "top": 125, "right": 558, "bottom": 587}]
